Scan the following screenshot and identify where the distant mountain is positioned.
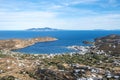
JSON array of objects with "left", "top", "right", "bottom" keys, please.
[
  {"left": 27, "top": 27, "right": 62, "bottom": 31},
  {"left": 93, "top": 29, "right": 120, "bottom": 31}
]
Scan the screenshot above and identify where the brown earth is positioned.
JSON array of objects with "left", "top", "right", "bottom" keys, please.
[
  {"left": 95, "top": 34, "right": 120, "bottom": 54},
  {"left": 0, "top": 37, "right": 57, "bottom": 50}
]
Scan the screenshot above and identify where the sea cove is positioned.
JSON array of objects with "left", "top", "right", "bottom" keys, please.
[{"left": 1, "top": 30, "right": 120, "bottom": 54}]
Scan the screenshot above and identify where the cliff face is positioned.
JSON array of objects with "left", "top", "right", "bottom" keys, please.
[
  {"left": 0, "top": 37, "right": 57, "bottom": 50},
  {"left": 95, "top": 34, "right": 120, "bottom": 54}
]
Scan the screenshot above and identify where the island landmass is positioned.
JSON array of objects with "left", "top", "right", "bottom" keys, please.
[{"left": 26, "top": 27, "right": 62, "bottom": 31}]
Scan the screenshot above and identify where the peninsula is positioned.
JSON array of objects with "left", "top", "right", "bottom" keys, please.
[{"left": 0, "top": 37, "right": 57, "bottom": 50}]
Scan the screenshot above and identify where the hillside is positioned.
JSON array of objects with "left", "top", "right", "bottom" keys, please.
[{"left": 95, "top": 34, "right": 120, "bottom": 54}]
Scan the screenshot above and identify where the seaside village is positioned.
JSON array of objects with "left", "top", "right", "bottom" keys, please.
[{"left": 0, "top": 34, "right": 120, "bottom": 80}]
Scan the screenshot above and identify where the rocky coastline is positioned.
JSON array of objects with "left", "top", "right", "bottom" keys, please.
[
  {"left": 0, "top": 34, "right": 120, "bottom": 80},
  {"left": 94, "top": 34, "right": 120, "bottom": 54},
  {"left": 0, "top": 37, "right": 57, "bottom": 50}
]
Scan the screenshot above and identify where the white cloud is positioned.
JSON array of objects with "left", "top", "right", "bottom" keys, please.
[
  {"left": 56, "top": 14, "right": 120, "bottom": 30},
  {"left": 0, "top": 11, "right": 119, "bottom": 30},
  {"left": 53, "top": 0, "right": 99, "bottom": 8},
  {"left": 0, "top": 0, "right": 100, "bottom": 12},
  {"left": 0, "top": 0, "right": 119, "bottom": 30},
  {"left": 0, "top": 11, "right": 64, "bottom": 30}
]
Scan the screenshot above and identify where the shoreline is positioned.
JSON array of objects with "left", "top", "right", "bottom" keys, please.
[
  {"left": 0, "top": 34, "right": 120, "bottom": 80},
  {"left": 0, "top": 37, "right": 58, "bottom": 51}
]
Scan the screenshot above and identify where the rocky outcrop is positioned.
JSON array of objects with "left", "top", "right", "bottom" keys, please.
[
  {"left": 35, "top": 68, "right": 75, "bottom": 80},
  {"left": 0, "top": 37, "right": 57, "bottom": 50},
  {"left": 83, "top": 41, "right": 94, "bottom": 45},
  {"left": 94, "top": 34, "right": 120, "bottom": 54}
]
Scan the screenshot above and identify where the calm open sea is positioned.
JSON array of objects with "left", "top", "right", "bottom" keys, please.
[{"left": 0, "top": 30, "right": 120, "bottom": 54}]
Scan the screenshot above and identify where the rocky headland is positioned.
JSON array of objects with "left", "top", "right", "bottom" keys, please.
[
  {"left": 95, "top": 34, "right": 120, "bottom": 54},
  {"left": 0, "top": 37, "right": 57, "bottom": 50},
  {"left": 82, "top": 34, "right": 120, "bottom": 55}
]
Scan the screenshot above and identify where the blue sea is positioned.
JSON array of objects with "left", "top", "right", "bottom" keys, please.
[{"left": 0, "top": 30, "right": 120, "bottom": 54}]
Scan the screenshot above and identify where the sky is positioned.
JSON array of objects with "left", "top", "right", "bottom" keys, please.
[{"left": 0, "top": 0, "right": 120, "bottom": 30}]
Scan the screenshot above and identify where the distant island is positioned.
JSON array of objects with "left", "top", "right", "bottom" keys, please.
[
  {"left": 93, "top": 29, "right": 120, "bottom": 31},
  {"left": 26, "top": 27, "right": 120, "bottom": 31},
  {"left": 26, "top": 27, "right": 62, "bottom": 31}
]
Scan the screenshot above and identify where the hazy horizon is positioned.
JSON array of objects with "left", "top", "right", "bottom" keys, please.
[
  {"left": 0, "top": 0, "right": 120, "bottom": 30},
  {"left": 1, "top": 27, "right": 120, "bottom": 31}
]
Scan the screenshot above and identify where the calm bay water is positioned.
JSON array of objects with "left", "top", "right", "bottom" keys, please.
[{"left": 0, "top": 30, "right": 120, "bottom": 54}]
